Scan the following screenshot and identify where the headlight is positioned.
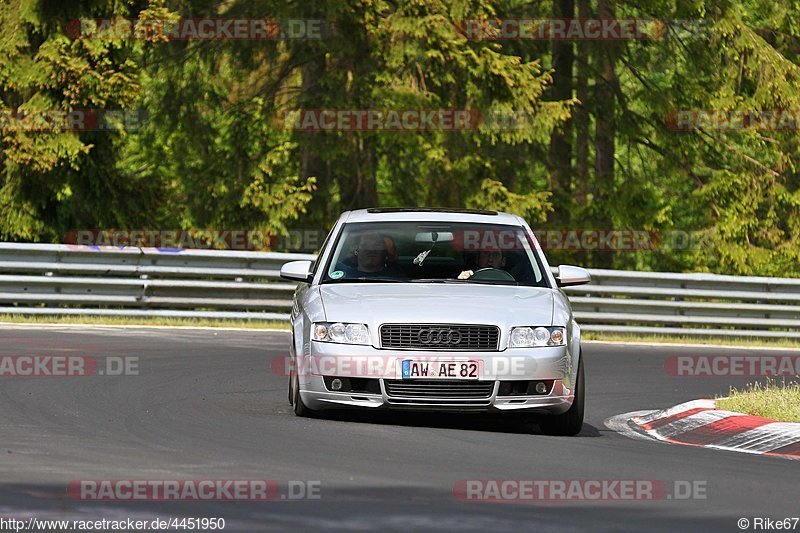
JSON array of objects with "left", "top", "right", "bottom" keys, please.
[
  {"left": 509, "top": 326, "right": 566, "bottom": 347},
  {"left": 312, "top": 322, "right": 370, "bottom": 345}
]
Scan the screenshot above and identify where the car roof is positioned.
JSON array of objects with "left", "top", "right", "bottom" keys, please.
[{"left": 344, "top": 208, "right": 523, "bottom": 225}]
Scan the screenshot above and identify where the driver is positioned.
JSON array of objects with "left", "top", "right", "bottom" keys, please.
[{"left": 458, "top": 250, "right": 506, "bottom": 279}]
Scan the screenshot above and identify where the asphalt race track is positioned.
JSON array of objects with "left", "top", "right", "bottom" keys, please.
[{"left": 0, "top": 326, "right": 797, "bottom": 532}]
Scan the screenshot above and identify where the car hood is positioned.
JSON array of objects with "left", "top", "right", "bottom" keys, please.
[{"left": 318, "top": 283, "right": 555, "bottom": 330}]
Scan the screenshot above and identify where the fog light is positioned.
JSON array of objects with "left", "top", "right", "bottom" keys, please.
[
  {"left": 535, "top": 381, "right": 548, "bottom": 394},
  {"left": 331, "top": 378, "right": 343, "bottom": 391}
]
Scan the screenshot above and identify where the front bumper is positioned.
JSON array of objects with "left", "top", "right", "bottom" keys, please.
[{"left": 297, "top": 342, "right": 576, "bottom": 414}]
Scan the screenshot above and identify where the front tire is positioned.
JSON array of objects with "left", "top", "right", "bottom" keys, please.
[
  {"left": 290, "top": 371, "right": 315, "bottom": 418},
  {"left": 538, "top": 354, "right": 585, "bottom": 436}
]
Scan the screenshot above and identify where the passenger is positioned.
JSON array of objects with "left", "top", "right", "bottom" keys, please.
[{"left": 458, "top": 250, "right": 506, "bottom": 279}]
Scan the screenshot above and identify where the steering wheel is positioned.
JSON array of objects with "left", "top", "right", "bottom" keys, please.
[{"left": 469, "top": 268, "right": 516, "bottom": 282}]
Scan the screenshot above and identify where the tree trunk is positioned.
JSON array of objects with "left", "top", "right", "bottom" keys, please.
[
  {"left": 338, "top": 25, "right": 378, "bottom": 210},
  {"left": 299, "top": 57, "right": 330, "bottom": 224},
  {"left": 548, "top": 0, "right": 575, "bottom": 226},
  {"left": 594, "top": 0, "right": 617, "bottom": 212},
  {"left": 574, "top": 0, "right": 591, "bottom": 207},
  {"left": 593, "top": 0, "right": 618, "bottom": 268}
]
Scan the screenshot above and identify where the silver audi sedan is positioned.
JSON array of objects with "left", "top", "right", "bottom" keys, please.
[{"left": 280, "top": 208, "right": 591, "bottom": 435}]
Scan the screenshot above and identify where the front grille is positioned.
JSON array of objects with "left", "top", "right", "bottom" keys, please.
[
  {"left": 384, "top": 380, "right": 495, "bottom": 399},
  {"left": 380, "top": 324, "right": 500, "bottom": 351}
]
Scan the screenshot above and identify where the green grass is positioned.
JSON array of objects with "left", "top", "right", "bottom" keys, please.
[
  {"left": 583, "top": 331, "right": 800, "bottom": 349},
  {"left": 717, "top": 378, "right": 800, "bottom": 422},
  {"left": 0, "top": 314, "right": 291, "bottom": 330}
]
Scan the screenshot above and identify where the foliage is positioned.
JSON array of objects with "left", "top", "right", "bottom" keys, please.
[{"left": 1, "top": 0, "right": 800, "bottom": 276}]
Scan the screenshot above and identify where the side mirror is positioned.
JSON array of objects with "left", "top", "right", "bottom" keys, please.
[
  {"left": 556, "top": 265, "right": 591, "bottom": 287},
  {"left": 280, "top": 260, "right": 314, "bottom": 283}
]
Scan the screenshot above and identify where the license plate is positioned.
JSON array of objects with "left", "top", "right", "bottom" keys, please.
[{"left": 401, "top": 360, "right": 480, "bottom": 379}]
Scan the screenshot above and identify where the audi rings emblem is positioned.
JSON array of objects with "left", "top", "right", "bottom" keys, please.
[{"left": 417, "top": 328, "right": 462, "bottom": 345}]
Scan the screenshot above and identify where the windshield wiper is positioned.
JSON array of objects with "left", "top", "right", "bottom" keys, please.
[{"left": 410, "top": 278, "right": 459, "bottom": 283}]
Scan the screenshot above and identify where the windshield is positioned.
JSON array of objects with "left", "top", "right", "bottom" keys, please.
[{"left": 321, "top": 221, "right": 548, "bottom": 287}]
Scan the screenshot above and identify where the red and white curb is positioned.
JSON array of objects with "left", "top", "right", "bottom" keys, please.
[{"left": 605, "top": 400, "right": 800, "bottom": 460}]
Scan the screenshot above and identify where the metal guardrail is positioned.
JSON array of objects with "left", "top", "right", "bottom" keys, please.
[
  {"left": 0, "top": 243, "right": 309, "bottom": 321},
  {"left": 0, "top": 243, "right": 798, "bottom": 338}
]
